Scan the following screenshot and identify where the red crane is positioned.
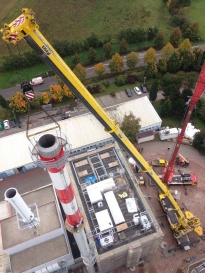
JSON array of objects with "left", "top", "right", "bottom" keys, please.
[{"left": 163, "top": 61, "right": 205, "bottom": 183}]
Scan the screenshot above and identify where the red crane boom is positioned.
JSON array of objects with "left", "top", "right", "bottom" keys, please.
[{"left": 164, "top": 61, "right": 205, "bottom": 183}]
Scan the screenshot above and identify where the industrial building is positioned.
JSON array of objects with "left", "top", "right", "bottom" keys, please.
[
  {"left": 0, "top": 97, "right": 163, "bottom": 273},
  {"left": 0, "top": 97, "right": 162, "bottom": 178},
  {"left": 0, "top": 141, "right": 163, "bottom": 273}
]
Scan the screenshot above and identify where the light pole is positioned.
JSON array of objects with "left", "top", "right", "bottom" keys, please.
[{"left": 144, "top": 77, "right": 146, "bottom": 85}]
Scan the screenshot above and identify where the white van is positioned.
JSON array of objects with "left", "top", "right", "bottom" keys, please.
[{"left": 30, "top": 77, "right": 44, "bottom": 86}]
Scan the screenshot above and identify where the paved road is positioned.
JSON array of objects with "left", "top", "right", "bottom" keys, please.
[{"left": 1, "top": 44, "right": 205, "bottom": 100}]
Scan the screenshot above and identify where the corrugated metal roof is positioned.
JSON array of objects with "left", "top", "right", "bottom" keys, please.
[
  {"left": 106, "top": 96, "right": 161, "bottom": 127},
  {"left": 0, "top": 97, "right": 161, "bottom": 172}
]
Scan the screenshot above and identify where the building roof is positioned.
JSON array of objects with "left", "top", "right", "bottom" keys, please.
[
  {"left": 106, "top": 96, "right": 161, "bottom": 128},
  {"left": 0, "top": 97, "right": 161, "bottom": 172}
]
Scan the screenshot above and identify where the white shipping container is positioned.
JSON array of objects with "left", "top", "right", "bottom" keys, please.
[
  {"left": 104, "top": 191, "right": 125, "bottom": 225},
  {"left": 159, "top": 128, "right": 179, "bottom": 140}
]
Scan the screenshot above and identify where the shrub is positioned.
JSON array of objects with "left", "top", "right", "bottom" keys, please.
[
  {"left": 115, "top": 75, "right": 127, "bottom": 86},
  {"left": 127, "top": 74, "right": 137, "bottom": 84}
]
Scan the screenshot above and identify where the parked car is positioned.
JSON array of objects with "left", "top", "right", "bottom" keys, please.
[
  {"left": 30, "top": 77, "right": 44, "bottom": 86},
  {"left": 0, "top": 121, "right": 4, "bottom": 131},
  {"left": 9, "top": 119, "right": 17, "bottom": 128},
  {"left": 61, "top": 114, "right": 71, "bottom": 120},
  {"left": 140, "top": 84, "right": 148, "bottom": 93},
  {"left": 3, "top": 120, "right": 10, "bottom": 130},
  {"left": 134, "top": 87, "right": 142, "bottom": 95},
  {"left": 125, "top": 88, "right": 133, "bottom": 97}
]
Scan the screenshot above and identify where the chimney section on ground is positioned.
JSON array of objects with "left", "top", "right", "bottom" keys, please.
[{"left": 5, "top": 188, "right": 34, "bottom": 223}]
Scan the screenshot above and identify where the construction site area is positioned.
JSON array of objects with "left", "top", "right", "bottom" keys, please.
[{"left": 0, "top": 8, "right": 205, "bottom": 273}]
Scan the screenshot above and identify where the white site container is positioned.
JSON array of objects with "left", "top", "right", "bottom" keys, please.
[{"left": 159, "top": 127, "right": 179, "bottom": 140}]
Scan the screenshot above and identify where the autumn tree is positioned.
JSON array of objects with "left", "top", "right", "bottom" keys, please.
[
  {"left": 120, "top": 112, "right": 141, "bottom": 143},
  {"left": 73, "top": 63, "right": 87, "bottom": 82},
  {"left": 103, "top": 43, "right": 112, "bottom": 59},
  {"left": 178, "top": 39, "right": 193, "bottom": 71},
  {"left": 119, "top": 38, "right": 128, "bottom": 55},
  {"left": 126, "top": 52, "right": 139, "bottom": 68},
  {"left": 94, "top": 63, "right": 105, "bottom": 78},
  {"left": 63, "top": 84, "right": 75, "bottom": 99},
  {"left": 144, "top": 48, "right": 157, "bottom": 64},
  {"left": 49, "top": 85, "right": 64, "bottom": 102},
  {"left": 170, "top": 27, "right": 182, "bottom": 48},
  {"left": 71, "top": 53, "right": 80, "bottom": 69},
  {"left": 178, "top": 38, "right": 192, "bottom": 52},
  {"left": 9, "top": 92, "right": 29, "bottom": 113},
  {"left": 88, "top": 47, "right": 97, "bottom": 64},
  {"left": 39, "top": 92, "right": 51, "bottom": 105},
  {"left": 154, "top": 31, "right": 165, "bottom": 50},
  {"left": 161, "top": 42, "right": 175, "bottom": 60},
  {"left": 109, "top": 53, "right": 124, "bottom": 73}
]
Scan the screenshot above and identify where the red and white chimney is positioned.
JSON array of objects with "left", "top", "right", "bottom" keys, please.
[{"left": 34, "top": 133, "right": 96, "bottom": 272}]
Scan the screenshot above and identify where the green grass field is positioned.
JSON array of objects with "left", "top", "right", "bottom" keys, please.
[
  {"left": 187, "top": 0, "right": 205, "bottom": 39},
  {"left": 0, "top": 0, "right": 172, "bottom": 58}
]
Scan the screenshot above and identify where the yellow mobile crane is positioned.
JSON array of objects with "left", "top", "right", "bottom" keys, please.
[{"left": 1, "top": 8, "right": 203, "bottom": 247}]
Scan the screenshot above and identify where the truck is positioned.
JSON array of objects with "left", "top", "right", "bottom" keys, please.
[
  {"left": 151, "top": 159, "right": 168, "bottom": 167},
  {"left": 2, "top": 8, "right": 202, "bottom": 245}
]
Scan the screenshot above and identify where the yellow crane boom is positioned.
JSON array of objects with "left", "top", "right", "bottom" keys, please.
[{"left": 1, "top": 8, "right": 202, "bottom": 241}]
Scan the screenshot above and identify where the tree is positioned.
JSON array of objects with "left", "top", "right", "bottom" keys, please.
[
  {"left": 170, "top": 27, "right": 182, "bottom": 48},
  {"left": 39, "top": 92, "right": 51, "bottom": 105},
  {"left": 149, "top": 80, "right": 158, "bottom": 101},
  {"left": 9, "top": 92, "right": 29, "bottom": 113},
  {"left": 160, "top": 99, "right": 172, "bottom": 117},
  {"left": 184, "top": 22, "right": 200, "bottom": 41},
  {"left": 161, "top": 42, "right": 175, "bottom": 60},
  {"left": 180, "top": 50, "right": 194, "bottom": 71},
  {"left": 157, "top": 59, "right": 167, "bottom": 74},
  {"left": 73, "top": 63, "right": 87, "bottom": 82},
  {"left": 88, "top": 47, "right": 97, "bottom": 64},
  {"left": 144, "top": 62, "right": 158, "bottom": 78},
  {"left": 119, "top": 38, "right": 128, "bottom": 54},
  {"left": 126, "top": 52, "right": 139, "bottom": 68},
  {"left": 71, "top": 53, "right": 80, "bottom": 69},
  {"left": 109, "top": 53, "right": 124, "bottom": 73},
  {"left": 94, "top": 63, "right": 105, "bottom": 78},
  {"left": 178, "top": 38, "right": 192, "bottom": 52},
  {"left": 193, "top": 131, "right": 205, "bottom": 153},
  {"left": 55, "top": 75, "right": 64, "bottom": 87},
  {"left": 50, "top": 85, "right": 64, "bottom": 102},
  {"left": 120, "top": 112, "right": 141, "bottom": 143},
  {"left": 192, "top": 47, "right": 203, "bottom": 72},
  {"left": 167, "top": 51, "right": 181, "bottom": 73},
  {"left": 154, "top": 31, "right": 165, "bottom": 50},
  {"left": 63, "top": 84, "right": 75, "bottom": 99},
  {"left": 103, "top": 43, "right": 112, "bottom": 59},
  {"left": 144, "top": 48, "right": 157, "bottom": 64},
  {"left": 181, "top": 88, "right": 193, "bottom": 102}
]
